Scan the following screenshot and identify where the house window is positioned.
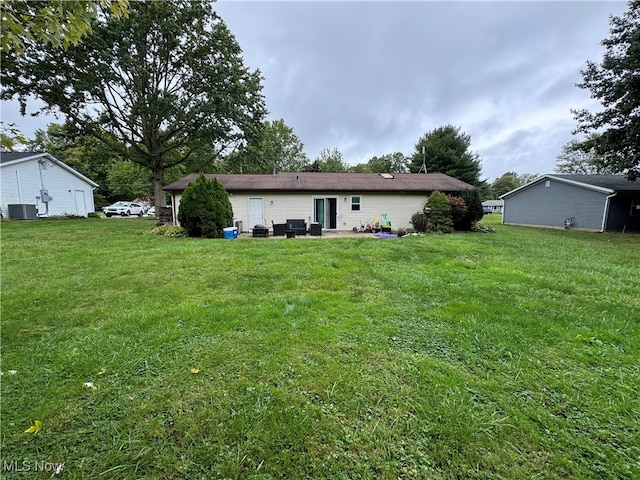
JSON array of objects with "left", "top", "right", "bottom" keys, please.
[
  {"left": 631, "top": 198, "right": 640, "bottom": 216},
  {"left": 351, "top": 196, "right": 361, "bottom": 212}
]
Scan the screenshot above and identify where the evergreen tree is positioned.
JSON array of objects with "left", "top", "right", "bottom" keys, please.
[
  {"left": 410, "top": 125, "right": 482, "bottom": 185},
  {"left": 426, "top": 191, "right": 453, "bottom": 234},
  {"left": 178, "top": 174, "right": 233, "bottom": 238}
]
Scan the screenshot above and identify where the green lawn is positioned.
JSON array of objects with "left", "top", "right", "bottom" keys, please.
[{"left": 1, "top": 217, "right": 639, "bottom": 479}]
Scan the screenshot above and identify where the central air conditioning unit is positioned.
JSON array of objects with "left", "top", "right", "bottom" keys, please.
[{"left": 8, "top": 204, "right": 38, "bottom": 220}]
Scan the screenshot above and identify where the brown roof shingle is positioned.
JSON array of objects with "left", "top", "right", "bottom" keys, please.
[{"left": 164, "top": 172, "right": 475, "bottom": 193}]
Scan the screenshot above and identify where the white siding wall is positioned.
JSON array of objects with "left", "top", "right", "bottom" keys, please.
[
  {"left": 1, "top": 159, "right": 96, "bottom": 217},
  {"left": 340, "top": 193, "right": 427, "bottom": 230},
  {"left": 172, "top": 191, "right": 428, "bottom": 231}
]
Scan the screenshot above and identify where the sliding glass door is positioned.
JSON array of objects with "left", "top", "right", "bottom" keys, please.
[{"left": 313, "top": 197, "right": 337, "bottom": 229}]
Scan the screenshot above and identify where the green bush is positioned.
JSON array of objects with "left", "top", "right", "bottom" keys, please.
[
  {"left": 471, "top": 223, "right": 496, "bottom": 233},
  {"left": 459, "top": 189, "right": 484, "bottom": 229},
  {"left": 426, "top": 191, "right": 453, "bottom": 234},
  {"left": 410, "top": 212, "right": 429, "bottom": 233},
  {"left": 448, "top": 196, "right": 468, "bottom": 231},
  {"left": 149, "top": 224, "right": 187, "bottom": 237},
  {"left": 177, "top": 174, "right": 233, "bottom": 238},
  {"left": 46, "top": 214, "right": 86, "bottom": 220}
]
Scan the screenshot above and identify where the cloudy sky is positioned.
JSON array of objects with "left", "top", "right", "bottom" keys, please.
[
  {"left": 212, "top": 0, "right": 628, "bottom": 180},
  {"left": 1, "top": 1, "right": 628, "bottom": 181}
]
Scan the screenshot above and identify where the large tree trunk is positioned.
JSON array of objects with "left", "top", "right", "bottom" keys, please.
[{"left": 152, "top": 161, "right": 166, "bottom": 208}]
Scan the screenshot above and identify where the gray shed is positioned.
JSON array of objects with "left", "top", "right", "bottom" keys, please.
[{"left": 500, "top": 174, "right": 640, "bottom": 232}]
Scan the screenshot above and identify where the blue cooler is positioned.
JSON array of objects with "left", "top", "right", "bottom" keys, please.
[{"left": 223, "top": 227, "right": 237, "bottom": 239}]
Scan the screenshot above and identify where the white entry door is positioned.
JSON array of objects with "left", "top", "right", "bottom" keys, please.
[
  {"left": 248, "top": 197, "right": 264, "bottom": 228},
  {"left": 74, "top": 190, "right": 87, "bottom": 216}
]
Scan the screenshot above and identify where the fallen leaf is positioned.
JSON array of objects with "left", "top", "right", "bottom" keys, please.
[
  {"left": 190, "top": 368, "right": 200, "bottom": 374},
  {"left": 24, "top": 420, "right": 42, "bottom": 434}
]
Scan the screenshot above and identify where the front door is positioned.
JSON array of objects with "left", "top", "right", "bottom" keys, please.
[{"left": 248, "top": 197, "right": 264, "bottom": 228}]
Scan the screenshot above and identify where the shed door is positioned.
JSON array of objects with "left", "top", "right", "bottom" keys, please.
[
  {"left": 74, "top": 190, "right": 87, "bottom": 216},
  {"left": 248, "top": 197, "right": 264, "bottom": 228}
]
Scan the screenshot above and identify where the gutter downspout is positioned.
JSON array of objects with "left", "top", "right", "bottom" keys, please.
[
  {"left": 91, "top": 186, "right": 97, "bottom": 215},
  {"left": 15, "top": 170, "right": 23, "bottom": 203},
  {"left": 600, "top": 192, "right": 617, "bottom": 232}
]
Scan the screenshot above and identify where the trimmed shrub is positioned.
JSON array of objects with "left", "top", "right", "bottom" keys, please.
[
  {"left": 459, "top": 189, "right": 484, "bottom": 229},
  {"left": 427, "top": 191, "right": 453, "bottom": 234},
  {"left": 177, "top": 173, "right": 233, "bottom": 238},
  {"left": 149, "top": 224, "right": 187, "bottom": 237},
  {"left": 448, "top": 196, "right": 469, "bottom": 231},
  {"left": 471, "top": 223, "right": 496, "bottom": 233},
  {"left": 410, "top": 212, "right": 429, "bottom": 233}
]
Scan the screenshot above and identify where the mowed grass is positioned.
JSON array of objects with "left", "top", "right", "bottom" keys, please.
[{"left": 1, "top": 217, "right": 639, "bottom": 479}]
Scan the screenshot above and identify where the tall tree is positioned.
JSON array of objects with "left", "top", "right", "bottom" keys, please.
[
  {"left": 517, "top": 173, "right": 539, "bottom": 186},
  {"left": 315, "top": 147, "right": 349, "bottom": 172},
  {"left": 223, "top": 119, "right": 309, "bottom": 173},
  {"left": 572, "top": 1, "right": 640, "bottom": 180},
  {"left": 0, "top": 0, "right": 129, "bottom": 151},
  {"left": 490, "top": 172, "right": 539, "bottom": 197},
  {"left": 410, "top": 125, "right": 482, "bottom": 185},
  {"left": 349, "top": 162, "right": 372, "bottom": 173},
  {"left": 366, "top": 152, "right": 410, "bottom": 173},
  {"left": 1, "top": 0, "right": 129, "bottom": 54},
  {"left": 1, "top": 1, "right": 266, "bottom": 207},
  {"left": 555, "top": 134, "right": 620, "bottom": 175},
  {"left": 491, "top": 172, "right": 521, "bottom": 198},
  {"left": 107, "top": 161, "right": 153, "bottom": 200}
]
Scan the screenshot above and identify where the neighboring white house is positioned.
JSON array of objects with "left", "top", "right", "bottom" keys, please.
[
  {"left": 482, "top": 199, "right": 504, "bottom": 213},
  {"left": 164, "top": 172, "right": 476, "bottom": 232},
  {"left": 0, "top": 152, "right": 99, "bottom": 218}
]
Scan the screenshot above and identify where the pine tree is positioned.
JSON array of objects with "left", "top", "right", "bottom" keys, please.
[
  {"left": 410, "top": 125, "right": 482, "bottom": 186},
  {"left": 177, "top": 174, "right": 233, "bottom": 238}
]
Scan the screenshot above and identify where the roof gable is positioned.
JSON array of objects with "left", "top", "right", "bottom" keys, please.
[
  {"left": 0, "top": 151, "right": 49, "bottom": 164},
  {"left": 0, "top": 151, "right": 99, "bottom": 187},
  {"left": 549, "top": 174, "right": 640, "bottom": 191},
  {"left": 164, "top": 172, "right": 475, "bottom": 193}
]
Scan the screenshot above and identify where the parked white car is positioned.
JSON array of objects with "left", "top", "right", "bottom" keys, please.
[{"left": 103, "top": 201, "right": 144, "bottom": 217}]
